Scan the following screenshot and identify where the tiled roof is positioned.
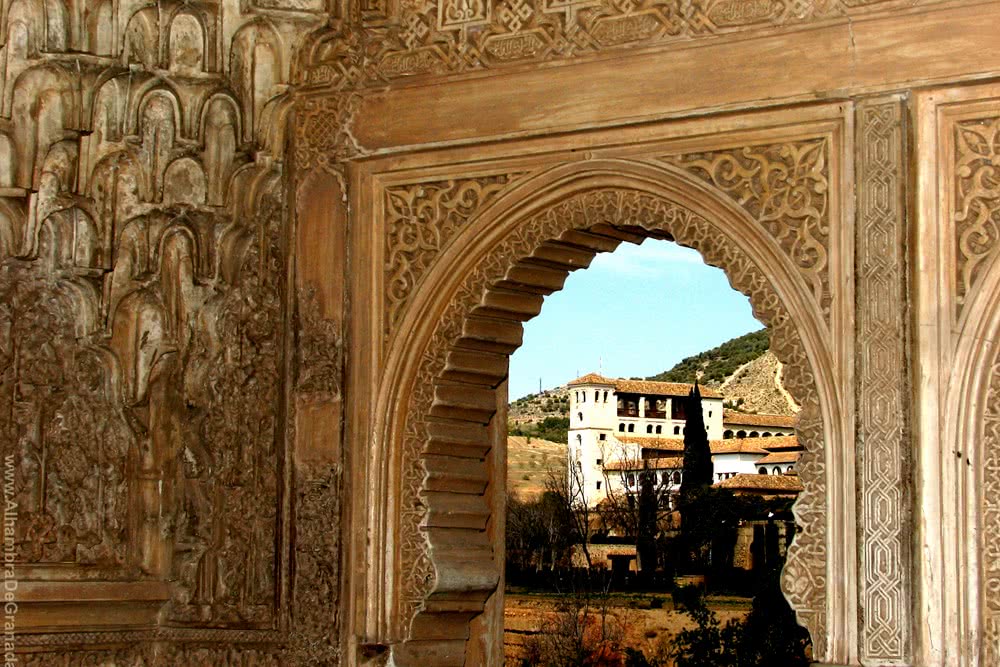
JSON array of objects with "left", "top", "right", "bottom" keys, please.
[
  {"left": 723, "top": 410, "right": 797, "bottom": 428},
  {"left": 614, "top": 378, "right": 722, "bottom": 399},
  {"left": 710, "top": 439, "right": 768, "bottom": 455},
  {"left": 616, "top": 435, "right": 684, "bottom": 451},
  {"left": 567, "top": 372, "right": 616, "bottom": 386},
  {"left": 757, "top": 435, "right": 801, "bottom": 451},
  {"left": 714, "top": 472, "right": 803, "bottom": 493},
  {"left": 567, "top": 373, "right": 721, "bottom": 398},
  {"left": 604, "top": 456, "right": 684, "bottom": 471},
  {"left": 756, "top": 450, "right": 801, "bottom": 464}
]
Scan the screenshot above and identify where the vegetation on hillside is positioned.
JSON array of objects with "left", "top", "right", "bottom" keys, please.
[
  {"left": 509, "top": 415, "right": 571, "bottom": 443},
  {"left": 646, "top": 329, "right": 769, "bottom": 386}
]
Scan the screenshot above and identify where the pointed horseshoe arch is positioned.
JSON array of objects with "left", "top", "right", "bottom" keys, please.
[{"left": 372, "top": 159, "right": 847, "bottom": 665}]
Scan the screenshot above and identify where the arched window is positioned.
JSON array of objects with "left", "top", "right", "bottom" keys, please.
[
  {"left": 773, "top": 466, "right": 782, "bottom": 475},
  {"left": 750, "top": 431, "right": 759, "bottom": 437},
  {"left": 626, "top": 473, "right": 635, "bottom": 487},
  {"left": 787, "top": 465, "right": 794, "bottom": 472},
  {"left": 627, "top": 424, "right": 635, "bottom": 433},
  {"left": 763, "top": 431, "right": 772, "bottom": 437},
  {"left": 575, "top": 391, "right": 579, "bottom": 401},
  {"left": 578, "top": 412, "right": 583, "bottom": 422},
  {"left": 661, "top": 471, "right": 669, "bottom": 483},
  {"left": 724, "top": 430, "right": 733, "bottom": 439},
  {"left": 603, "top": 391, "right": 608, "bottom": 402},
  {"left": 737, "top": 430, "right": 747, "bottom": 438},
  {"left": 582, "top": 392, "right": 586, "bottom": 402},
  {"left": 758, "top": 467, "right": 768, "bottom": 475},
  {"left": 672, "top": 471, "right": 681, "bottom": 484},
  {"left": 646, "top": 425, "right": 653, "bottom": 434},
  {"left": 619, "top": 423, "right": 625, "bottom": 432},
  {"left": 674, "top": 426, "right": 681, "bottom": 435},
  {"left": 655, "top": 425, "right": 662, "bottom": 434},
  {"left": 595, "top": 390, "right": 600, "bottom": 402},
  {"left": 576, "top": 434, "right": 582, "bottom": 447}
]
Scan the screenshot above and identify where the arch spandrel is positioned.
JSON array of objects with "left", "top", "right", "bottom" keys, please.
[{"left": 374, "top": 159, "right": 842, "bottom": 665}]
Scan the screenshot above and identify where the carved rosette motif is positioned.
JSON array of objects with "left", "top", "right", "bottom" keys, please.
[
  {"left": 663, "top": 139, "right": 832, "bottom": 324},
  {"left": 855, "top": 100, "right": 911, "bottom": 663},
  {"left": 384, "top": 174, "right": 524, "bottom": 335},
  {"left": 294, "top": 95, "right": 364, "bottom": 180},
  {"left": 397, "top": 188, "right": 827, "bottom": 649},
  {"left": 954, "top": 116, "right": 1000, "bottom": 318}
]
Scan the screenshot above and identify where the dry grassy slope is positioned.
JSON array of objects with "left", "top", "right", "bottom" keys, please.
[{"left": 506, "top": 435, "right": 567, "bottom": 501}]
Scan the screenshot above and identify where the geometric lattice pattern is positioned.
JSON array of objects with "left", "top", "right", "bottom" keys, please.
[{"left": 856, "top": 99, "right": 911, "bottom": 664}]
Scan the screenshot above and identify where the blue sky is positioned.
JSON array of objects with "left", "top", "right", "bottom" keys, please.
[{"left": 508, "top": 239, "right": 764, "bottom": 400}]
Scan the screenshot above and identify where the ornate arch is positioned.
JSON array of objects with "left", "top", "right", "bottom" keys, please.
[{"left": 376, "top": 159, "right": 838, "bottom": 665}]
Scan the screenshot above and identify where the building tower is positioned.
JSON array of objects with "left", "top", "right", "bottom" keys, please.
[{"left": 567, "top": 373, "right": 617, "bottom": 505}]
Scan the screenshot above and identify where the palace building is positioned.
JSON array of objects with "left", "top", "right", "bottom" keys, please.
[{"left": 567, "top": 373, "right": 801, "bottom": 507}]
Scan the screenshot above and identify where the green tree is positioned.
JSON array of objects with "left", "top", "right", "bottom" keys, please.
[
  {"left": 680, "top": 382, "right": 713, "bottom": 496},
  {"left": 636, "top": 461, "right": 658, "bottom": 581}
]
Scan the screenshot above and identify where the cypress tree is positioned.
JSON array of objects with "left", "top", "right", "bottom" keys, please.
[
  {"left": 680, "top": 381, "right": 713, "bottom": 496},
  {"left": 637, "top": 460, "right": 658, "bottom": 579}
]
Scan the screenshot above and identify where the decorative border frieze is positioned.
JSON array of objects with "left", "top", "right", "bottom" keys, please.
[{"left": 854, "top": 97, "right": 911, "bottom": 665}]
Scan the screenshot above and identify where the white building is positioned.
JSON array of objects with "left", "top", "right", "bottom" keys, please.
[{"left": 566, "top": 372, "right": 800, "bottom": 507}]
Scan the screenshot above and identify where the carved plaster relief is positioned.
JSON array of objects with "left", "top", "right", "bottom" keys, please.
[
  {"left": 854, "top": 98, "right": 911, "bottom": 665},
  {"left": 384, "top": 160, "right": 834, "bottom": 662}
]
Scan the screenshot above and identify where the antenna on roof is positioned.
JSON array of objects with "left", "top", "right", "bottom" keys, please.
[
  {"left": 539, "top": 377, "right": 542, "bottom": 393},
  {"left": 599, "top": 356, "right": 603, "bottom": 374}
]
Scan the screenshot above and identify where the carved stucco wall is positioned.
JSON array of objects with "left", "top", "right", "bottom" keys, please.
[
  {"left": 0, "top": 0, "right": 998, "bottom": 663},
  {"left": 0, "top": 0, "right": 343, "bottom": 662}
]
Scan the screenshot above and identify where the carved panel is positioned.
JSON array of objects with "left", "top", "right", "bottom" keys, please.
[
  {"left": 663, "top": 139, "right": 832, "bottom": 324},
  {"left": 384, "top": 174, "right": 523, "bottom": 335},
  {"left": 0, "top": 262, "right": 135, "bottom": 574},
  {"left": 954, "top": 116, "right": 1000, "bottom": 319},
  {"left": 855, "top": 99, "right": 911, "bottom": 663},
  {"left": 982, "top": 357, "right": 1000, "bottom": 663},
  {"left": 396, "top": 187, "right": 828, "bottom": 651}
]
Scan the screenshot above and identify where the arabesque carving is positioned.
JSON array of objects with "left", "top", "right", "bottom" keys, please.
[
  {"left": 982, "top": 356, "right": 1000, "bottom": 664},
  {"left": 396, "top": 185, "right": 828, "bottom": 659},
  {"left": 955, "top": 116, "right": 1000, "bottom": 318},
  {"left": 663, "top": 139, "right": 832, "bottom": 324},
  {"left": 384, "top": 174, "right": 524, "bottom": 335}
]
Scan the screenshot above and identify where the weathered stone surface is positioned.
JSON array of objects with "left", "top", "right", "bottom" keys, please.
[{"left": 1, "top": 0, "right": 999, "bottom": 664}]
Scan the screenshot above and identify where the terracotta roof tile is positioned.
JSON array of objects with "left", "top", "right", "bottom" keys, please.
[
  {"left": 710, "top": 439, "right": 768, "bottom": 454},
  {"left": 567, "top": 373, "right": 721, "bottom": 398},
  {"left": 567, "top": 372, "right": 616, "bottom": 386},
  {"left": 604, "top": 456, "right": 684, "bottom": 471},
  {"left": 756, "top": 451, "right": 801, "bottom": 464},
  {"left": 723, "top": 410, "right": 797, "bottom": 428},
  {"left": 714, "top": 472, "right": 803, "bottom": 492},
  {"left": 756, "top": 435, "right": 801, "bottom": 451},
  {"left": 614, "top": 378, "right": 722, "bottom": 398},
  {"left": 616, "top": 435, "right": 684, "bottom": 451}
]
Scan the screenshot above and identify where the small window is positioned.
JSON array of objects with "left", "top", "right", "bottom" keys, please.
[
  {"left": 672, "top": 471, "right": 681, "bottom": 484},
  {"left": 646, "top": 425, "right": 653, "bottom": 434},
  {"left": 603, "top": 391, "right": 608, "bottom": 402},
  {"left": 599, "top": 433, "right": 606, "bottom": 441},
  {"left": 661, "top": 472, "right": 669, "bottom": 483},
  {"left": 759, "top": 467, "right": 768, "bottom": 475},
  {"left": 709, "top": 411, "right": 712, "bottom": 417},
  {"left": 594, "top": 390, "right": 599, "bottom": 402},
  {"left": 618, "top": 423, "right": 625, "bottom": 432},
  {"left": 627, "top": 424, "right": 635, "bottom": 433},
  {"left": 674, "top": 426, "right": 680, "bottom": 435},
  {"left": 596, "top": 481, "right": 602, "bottom": 490},
  {"left": 655, "top": 425, "right": 662, "bottom": 434},
  {"left": 596, "top": 458, "right": 602, "bottom": 465},
  {"left": 626, "top": 473, "right": 635, "bottom": 486},
  {"left": 578, "top": 412, "right": 583, "bottom": 421},
  {"left": 773, "top": 466, "right": 782, "bottom": 475}
]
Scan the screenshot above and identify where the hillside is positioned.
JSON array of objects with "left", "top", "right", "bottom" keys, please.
[
  {"left": 645, "top": 328, "right": 771, "bottom": 386},
  {"left": 507, "top": 329, "right": 795, "bottom": 434},
  {"left": 506, "top": 435, "right": 567, "bottom": 501}
]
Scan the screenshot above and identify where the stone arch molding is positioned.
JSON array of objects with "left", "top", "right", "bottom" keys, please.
[{"left": 378, "top": 159, "right": 840, "bottom": 665}]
